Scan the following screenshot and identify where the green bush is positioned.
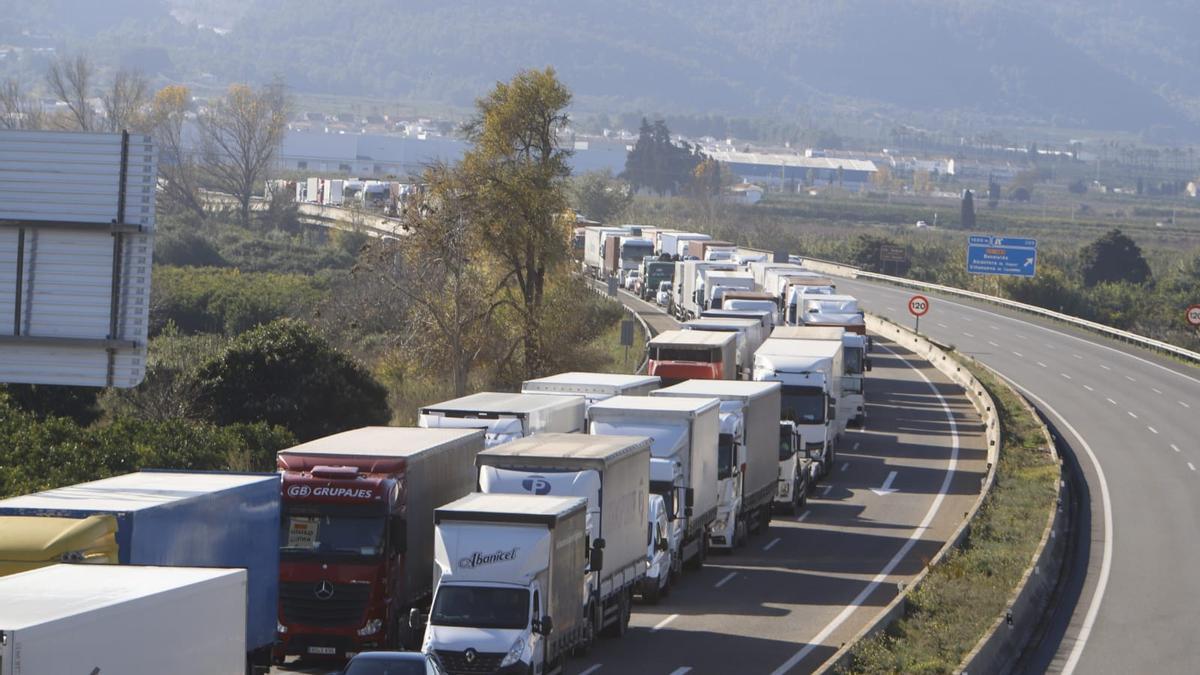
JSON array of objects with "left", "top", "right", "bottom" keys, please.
[{"left": 151, "top": 266, "right": 328, "bottom": 336}]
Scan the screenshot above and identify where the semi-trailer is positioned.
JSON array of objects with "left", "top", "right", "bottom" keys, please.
[
  {"left": 0, "top": 471, "right": 279, "bottom": 671},
  {"left": 772, "top": 326, "right": 870, "bottom": 427},
  {"left": 659, "top": 231, "right": 710, "bottom": 258},
  {"left": 473, "top": 433, "right": 650, "bottom": 646},
  {"left": 646, "top": 329, "right": 737, "bottom": 385},
  {"left": 753, "top": 336, "right": 844, "bottom": 479},
  {"left": 588, "top": 395, "right": 719, "bottom": 574},
  {"left": 522, "top": 371, "right": 661, "bottom": 407},
  {"left": 684, "top": 239, "right": 736, "bottom": 261},
  {"left": 275, "top": 427, "right": 485, "bottom": 659},
  {"left": 702, "top": 270, "right": 756, "bottom": 310},
  {"left": 583, "top": 226, "right": 626, "bottom": 277},
  {"left": 419, "top": 493, "right": 592, "bottom": 675},
  {"left": 676, "top": 260, "right": 738, "bottom": 320},
  {"left": 0, "top": 565, "right": 247, "bottom": 675},
  {"left": 418, "top": 392, "right": 585, "bottom": 448},
  {"left": 605, "top": 236, "right": 654, "bottom": 283},
  {"left": 651, "top": 380, "right": 781, "bottom": 550}
]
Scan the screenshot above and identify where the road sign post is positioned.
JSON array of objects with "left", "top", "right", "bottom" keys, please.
[
  {"left": 908, "top": 294, "right": 930, "bottom": 334},
  {"left": 620, "top": 319, "right": 635, "bottom": 368},
  {"left": 967, "top": 235, "right": 1038, "bottom": 278}
]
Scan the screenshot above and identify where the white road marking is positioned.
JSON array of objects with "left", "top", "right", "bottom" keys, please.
[
  {"left": 1148, "top": 426, "right": 1158, "bottom": 434},
  {"left": 989, "top": 376, "right": 1113, "bottom": 675},
  {"left": 796, "top": 511, "right": 810, "bottom": 522},
  {"left": 963, "top": 316, "right": 973, "bottom": 322},
  {"left": 770, "top": 344, "right": 959, "bottom": 675},
  {"left": 840, "top": 462, "right": 849, "bottom": 472},
  {"left": 988, "top": 340, "right": 999, "bottom": 347},
  {"left": 1017, "top": 333, "right": 1028, "bottom": 339},
  {"left": 1127, "top": 411, "right": 1138, "bottom": 419},
  {"left": 764, "top": 537, "right": 782, "bottom": 551},
  {"left": 1181, "top": 401, "right": 1191, "bottom": 409},
  {"left": 1172, "top": 444, "right": 1182, "bottom": 453},
  {"left": 714, "top": 572, "right": 737, "bottom": 589},
  {"left": 963, "top": 331, "right": 975, "bottom": 338},
  {"left": 1106, "top": 398, "right": 1117, "bottom": 405},
  {"left": 1072, "top": 353, "right": 1083, "bottom": 359},
  {"left": 989, "top": 324, "right": 999, "bottom": 330},
  {"left": 936, "top": 322, "right": 948, "bottom": 328},
  {"left": 578, "top": 666, "right": 603, "bottom": 675},
  {"left": 1190, "top": 463, "right": 1196, "bottom": 472},
  {"left": 1012, "top": 351, "right": 1024, "bottom": 357},
  {"left": 1125, "top": 375, "right": 1136, "bottom": 382},
  {"left": 668, "top": 669, "right": 693, "bottom": 675},
  {"left": 1037, "top": 361, "right": 1048, "bottom": 368},
  {"left": 853, "top": 442, "right": 860, "bottom": 450},
  {"left": 1083, "top": 385, "right": 1094, "bottom": 392},
  {"left": 820, "top": 485, "right": 833, "bottom": 496},
  {"left": 1061, "top": 373, "right": 1072, "bottom": 380},
  {"left": 885, "top": 306, "right": 897, "bottom": 312},
  {"left": 1152, "top": 388, "right": 1162, "bottom": 394},
  {"left": 871, "top": 470, "right": 900, "bottom": 496},
  {"left": 1045, "top": 343, "right": 1056, "bottom": 350},
  {"left": 652, "top": 614, "right": 679, "bottom": 632},
  {"left": 1100, "top": 364, "right": 1111, "bottom": 370}
]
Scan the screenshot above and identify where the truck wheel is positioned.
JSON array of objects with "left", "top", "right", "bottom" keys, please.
[
  {"left": 643, "top": 580, "right": 661, "bottom": 605},
  {"left": 795, "top": 480, "right": 807, "bottom": 510},
  {"left": 602, "top": 591, "right": 631, "bottom": 638}
]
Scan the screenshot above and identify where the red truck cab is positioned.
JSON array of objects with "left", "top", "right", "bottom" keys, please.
[
  {"left": 273, "top": 427, "right": 484, "bottom": 664},
  {"left": 647, "top": 329, "right": 738, "bottom": 386}
]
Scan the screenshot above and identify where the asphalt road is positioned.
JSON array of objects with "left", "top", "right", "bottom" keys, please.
[{"left": 834, "top": 276, "right": 1200, "bottom": 674}]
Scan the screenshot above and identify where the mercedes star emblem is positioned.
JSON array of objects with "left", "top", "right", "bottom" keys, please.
[{"left": 314, "top": 581, "right": 335, "bottom": 600}]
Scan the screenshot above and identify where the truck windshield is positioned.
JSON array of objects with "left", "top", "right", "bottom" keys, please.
[
  {"left": 717, "top": 434, "right": 735, "bottom": 480},
  {"left": 651, "top": 347, "right": 720, "bottom": 363},
  {"left": 431, "top": 586, "right": 529, "bottom": 630},
  {"left": 779, "top": 427, "right": 795, "bottom": 461},
  {"left": 781, "top": 385, "right": 825, "bottom": 424},
  {"left": 280, "top": 512, "right": 386, "bottom": 557},
  {"left": 844, "top": 347, "right": 864, "bottom": 375}
]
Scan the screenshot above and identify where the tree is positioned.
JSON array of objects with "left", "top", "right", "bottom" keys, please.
[
  {"left": 45, "top": 54, "right": 96, "bottom": 130},
  {"left": 197, "top": 81, "right": 290, "bottom": 226},
  {"left": 960, "top": 189, "right": 976, "bottom": 229},
  {"left": 622, "top": 118, "right": 702, "bottom": 196},
  {"left": 1079, "top": 229, "right": 1152, "bottom": 287},
  {"left": 572, "top": 169, "right": 632, "bottom": 223},
  {"left": 192, "top": 319, "right": 390, "bottom": 441},
  {"left": 100, "top": 68, "right": 150, "bottom": 132},
  {"left": 461, "top": 68, "right": 573, "bottom": 378},
  {"left": 987, "top": 176, "right": 1001, "bottom": 208},
  {"left": 1067, "top": 179, "right": 1087, "bottom": 194},
  {"left": 151, "top": 85, "right": 207, "bottom": 217},
  {"left": 0, "top": 78, "right": 44, "bottom": 130}
]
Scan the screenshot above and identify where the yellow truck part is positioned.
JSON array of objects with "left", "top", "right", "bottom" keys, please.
[{"left": 0, "top": 514, "right": 118, "bottom": 576}]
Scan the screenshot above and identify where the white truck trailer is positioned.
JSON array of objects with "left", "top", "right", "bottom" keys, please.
[
  {"left": 682, "top": 317, "right": 765, "bottom": 380},
  {"left": 521, "top": 372, "right": 660, "bottom": 407},
  {"left": 0, "top": 564, "right": 246, "bottom": 675},
  {"left": 702, "top": 270, "right": 756, "bottom": 310},
  {"left": 752, "top": 337, "right": 844, "bottom": 479},
  {"left": 676, "top": 260, "right": 738, "bottom": 320},
  {"left": 651, "top": 380, "right": 781, "bottom": 550},
  {"left": 422, "top": 494, "right": 591, "bottom": 675},
  {"left": 771, "top": 326, "right": 870, "bottom": 427},
  {"left": 588, "top": 396, "right": 719, "bottom": 574},
  {"left": 583, "top": 226, "right": 626, "bottom": 277},
  {"left": 475, "top": 433, "right": 650, "bottom": 643},
  {"left": 659, "top": 231, "right": 710, "bottom": 258},
  {"left": 418, "top": 392, "right": 585, "bottom": 448}
]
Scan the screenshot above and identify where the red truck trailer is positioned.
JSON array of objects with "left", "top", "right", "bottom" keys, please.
[{"left": 274, "top": 427, "right": 484, "bottom": 662}]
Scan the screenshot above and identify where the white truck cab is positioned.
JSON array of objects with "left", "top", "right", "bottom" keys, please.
[{"left": 641, "top": 494, "right": 672, "bottom": 604}]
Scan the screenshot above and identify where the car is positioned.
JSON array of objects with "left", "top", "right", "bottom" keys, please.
[
  {"left": 655, "top": 281, "right": 673, "bottom": 308},
  {"left": 624, "top": 269, "right": 641, "bottom": 291},
  {"left": 340, "top": 651, "right": 445, "bottom": 675}
]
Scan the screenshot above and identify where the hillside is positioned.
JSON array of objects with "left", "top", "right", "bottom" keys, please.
[{"left": 3, "top": 0, "right": 1198, "bottom": 138}]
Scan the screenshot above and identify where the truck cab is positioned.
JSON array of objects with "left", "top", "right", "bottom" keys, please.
[
  {"left": 752, "top": 340, "right": 842, "bottom": 479},
  {"left": 647, "top": 329, "right": 738, "bottom": 385},
  {"left": 641, "top": 494, "right": 672, "bottom": 603},
  {"left": 775, "top": 421, "right": 813, "bottom": 513}
]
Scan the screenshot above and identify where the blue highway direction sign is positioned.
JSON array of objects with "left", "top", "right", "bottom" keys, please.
[{"left": 967, "top": 235, "right": 1037, "bottom": 278}]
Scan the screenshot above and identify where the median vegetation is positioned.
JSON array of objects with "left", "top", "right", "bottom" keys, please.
[{"left": 837, "top": 358, "right": 1059, "bottom": 674}]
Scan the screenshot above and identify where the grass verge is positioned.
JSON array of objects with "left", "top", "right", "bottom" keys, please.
[
  {"left": 837, "top": 356, "right": 1059, "bottom": 674},
  {"left": 592, "top": 313, "right": 647, "bottom": 374}
]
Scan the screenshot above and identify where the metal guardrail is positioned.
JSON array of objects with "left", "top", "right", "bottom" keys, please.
[{"left": 800, "top": 257, "right": 1200, "bottom": 364}]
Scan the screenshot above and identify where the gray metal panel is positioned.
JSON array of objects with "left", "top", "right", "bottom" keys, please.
[{"left": 0, "top": 130, "right": 156, "bottom": 388}]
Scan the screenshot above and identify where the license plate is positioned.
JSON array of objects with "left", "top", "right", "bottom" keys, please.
[{"left": 307, "top": 646, "right": 336, "bottom": 655}]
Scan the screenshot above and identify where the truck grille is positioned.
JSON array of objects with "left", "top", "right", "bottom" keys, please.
[
  {"left": 435, "top": 649, "right": 505, "bottom": 674},
  {"left": 280, "top": 581, "right": 370, "bottom": 627}
]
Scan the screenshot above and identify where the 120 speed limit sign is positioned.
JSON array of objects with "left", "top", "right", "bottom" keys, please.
[
  {"left": 908, "top": 295, "right": 930, "bottom": 317},
  {"left": 1187, "top": 304, "right": 1200, "bottom": 327}
]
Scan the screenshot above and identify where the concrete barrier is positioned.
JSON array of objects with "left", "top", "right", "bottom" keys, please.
[{"left": 815, "top": 313, "right": 1063, "bottom": 674}]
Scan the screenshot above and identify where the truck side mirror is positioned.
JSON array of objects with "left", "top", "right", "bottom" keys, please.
[
  {"left": 537, "top": 615, "right": 554, "bottom": 637},
  {"left": 657, "top": 538, "right": 669, "bottom": 553},
  {"left": 827, "top": 400, "right": 836, "bottom": 420},
  {"left": 684, "top": 488, "right": 695, "bottom": 509},
  {"left": 589, "top": 546, "right": 604, "bottom": 573},
  {"left": 408, "top": 607, "right": 424, "bottom": 631},
  {"left": 865, "top": 359, "right": 872, "bottom": 372}
]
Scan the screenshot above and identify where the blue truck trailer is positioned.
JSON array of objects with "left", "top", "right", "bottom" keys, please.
[{"left": 0, "top": 470, "right": 280, "bottom": 672}]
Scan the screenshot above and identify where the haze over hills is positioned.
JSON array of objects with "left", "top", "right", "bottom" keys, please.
[{"left": 4, "top": 0, "right": 1198, "bottom": 139}]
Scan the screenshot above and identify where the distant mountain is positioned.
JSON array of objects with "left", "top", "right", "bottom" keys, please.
[{"left": 4, "top": 0, "right": 1198, "bottom": 138}]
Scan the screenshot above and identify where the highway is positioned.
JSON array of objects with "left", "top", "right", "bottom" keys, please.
[{"left": 834, "top": 275, "right": 1200, "bottom": 674}]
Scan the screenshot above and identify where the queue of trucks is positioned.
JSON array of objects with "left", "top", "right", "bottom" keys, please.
[{"left": 0, "top": 226, "right": 876, "bottom": 674}]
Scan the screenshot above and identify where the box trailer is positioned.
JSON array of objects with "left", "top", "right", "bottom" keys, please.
[
  {"left": 651, "top": 380, "right": 781, "bottom": 549},
  {"left": 659, "top": 232, "right": 710, "bottom": 258},
  {"left": 422, "top": 493, "right": 591, "bottom": 673},
  {"left": 418, "top": 392, "right": 585, "bottom": 448},
  {"left": 275, "top": 427, "right": 485, "bottom": 658},
  {"left": 0, "top": 471, "right": 279, "bottom": 671},
  {"left": 0, "top": 564, "right": 247, "bottom": 675},
  {"left": 588, "top": 396, "right": 720, "bottom": 573},
  {"left": 682, "top": 316, "right": 765, "bottom": 379},
  {"left": 583, "top": 226, "right": 626, "bottom": 277},
  {"left": 522, "top": 371, "right": 661, "bottom": 406}
]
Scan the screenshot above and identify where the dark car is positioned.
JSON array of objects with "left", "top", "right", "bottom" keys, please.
[{"left": 341, "top": 651, "right": 445, "bottom": 675}]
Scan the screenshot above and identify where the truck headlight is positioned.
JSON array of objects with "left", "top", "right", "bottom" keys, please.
[
  {"left": 499, "top": 636, "right": 526, "bottom": 667},
  {"left": 277, "top": 622, "right": 287, "bottom": 634},
  {"left": 357, "top": 618, "right": 382, "bottom": 636}
]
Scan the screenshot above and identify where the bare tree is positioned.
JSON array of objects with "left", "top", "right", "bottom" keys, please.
[
  {"left": 101, "top": 68, "right": 150, "bottom": 132},
  {"left": 0, "top": 77, "right": 44, "bottom": 130},
  {"left": 45, "top": 54, "right": 95, "bottom": 131},
  {"left": 150, "top": 85, "right": 205, "bottom": 217},
  {"left": 197, "top": 80, "right": 290, "bottom": 225}
]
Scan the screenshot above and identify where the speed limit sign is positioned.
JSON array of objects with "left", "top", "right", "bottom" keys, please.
[
  {"left": 908, "top": 295, "right": 930, "bottom": 317},
  {"left": 1187, "top": 304, "right": 1200, "bottom": 327}
]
